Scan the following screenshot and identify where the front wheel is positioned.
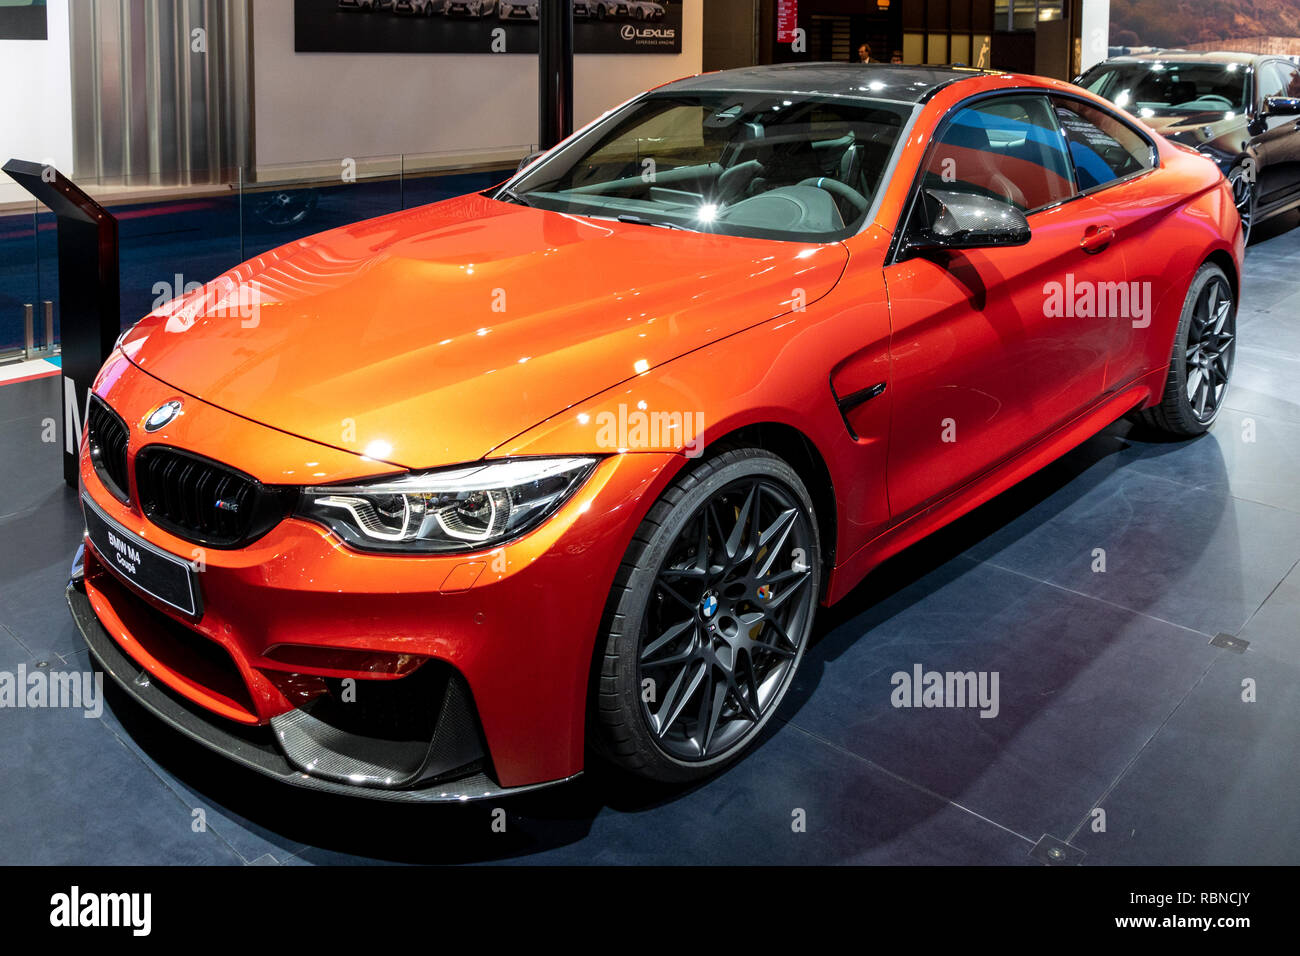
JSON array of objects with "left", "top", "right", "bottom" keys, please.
[
  {"left": 1137, "top": 261, "right": 1236, "bottom": 437},
  {"left": 591, "top": 448, "right": 822, "bottom": 783}
]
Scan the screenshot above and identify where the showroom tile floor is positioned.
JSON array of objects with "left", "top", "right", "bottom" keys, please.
[{"left": 1, "top": 216, "right": 1298, "bottom": 865}]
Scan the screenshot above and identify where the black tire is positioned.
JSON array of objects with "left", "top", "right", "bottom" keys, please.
[
  {"left": 1136, "top": 261, "right": 1236, "bottom": 437},
  {"left": 1227, "top": 161, "right": 1256, "bottom": 246},
  {"left": 590, "top": 447, "right": 822, "bottom": 783}
]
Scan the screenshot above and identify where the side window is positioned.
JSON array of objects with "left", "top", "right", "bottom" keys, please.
[
  {"left": 1286, "top": 64, "right": 1300, "bottom": 98},
  {"left": 1279, "top": 64, "right": 1300, "bottom": 98},
  {"left": 1052, "top": 98, "right": 1153, "bottom": 191},
  {"left": 1257, "top": 62, "right": 1288, "bottom": 101},
  {"left": 922, "top": 94, "right": 1075, "bottom": 213},
  {"left": 1260, "top": 61, "right": 1300, "bottom": 101}
]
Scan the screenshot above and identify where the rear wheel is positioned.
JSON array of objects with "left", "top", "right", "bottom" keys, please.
[
  {"left": 591, "top": 448, "right": 821, "bottom": 783},
  {"left": 1137, "top": 261, "right": 1235, "bottom": 437}
]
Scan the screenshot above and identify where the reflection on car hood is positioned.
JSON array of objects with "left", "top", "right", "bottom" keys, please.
[
  {"left": 119, "top": 193, "right": 848, "bottom": 469},
  {"left": 1138, "top": 110, "right": 1244, "bottom": 147}
]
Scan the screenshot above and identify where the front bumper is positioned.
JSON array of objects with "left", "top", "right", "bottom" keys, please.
[
  {"left": 69, "top": 557, "right": 577, "bottom": 802},
  {"left": 73, "top": 356, "right": 680, "bottom": 796}
]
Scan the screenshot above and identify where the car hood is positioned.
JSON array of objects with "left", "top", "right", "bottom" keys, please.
[{"left": 121, "top": 193, "right": 848, "bottom": 469}]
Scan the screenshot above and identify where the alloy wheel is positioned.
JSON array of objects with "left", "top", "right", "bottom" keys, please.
[
  {"left": 1184, "top": 274, "right": 1235, "bottom": 422},
  {"left": 636, "top": 477, "right": 817, "bottom": 761}
]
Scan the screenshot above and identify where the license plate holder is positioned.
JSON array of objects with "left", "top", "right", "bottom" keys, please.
[{"left": 82, "top": 495, "right": 202, "bottom": 618}]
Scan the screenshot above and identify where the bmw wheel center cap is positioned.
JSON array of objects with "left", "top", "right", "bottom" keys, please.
[{"left": 700, "top": 591, "right": 719, "bottom": 620}]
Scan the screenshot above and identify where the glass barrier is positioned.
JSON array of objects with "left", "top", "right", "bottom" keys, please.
[
  {"left": 0, "top": 146, "right": 531, "bottom": 360},
  {"left": 0, "top": 199, "right": 40, "bottom": 359}
]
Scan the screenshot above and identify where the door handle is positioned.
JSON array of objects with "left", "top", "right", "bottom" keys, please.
[{"left": 1080, "top": 224, "right": 1114, "bottom": 253}]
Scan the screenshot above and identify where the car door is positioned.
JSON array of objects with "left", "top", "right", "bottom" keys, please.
[
  {"left": 1048, "top": 95, "right": 1163, "bottom": 392},
  {"left": 883, "top": 92, "right": 1122, "bottom": 518},
  {"left": 1252, "top": 60, "right": 1300, "bottom": 208}
]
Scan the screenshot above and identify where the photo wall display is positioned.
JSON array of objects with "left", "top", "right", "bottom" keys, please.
[
  {"left": 1108, "top": 0, "right": 1300, "bottom": 50},
  {"left": 295, "top": 0, "right": 684, "bottom": 55}
]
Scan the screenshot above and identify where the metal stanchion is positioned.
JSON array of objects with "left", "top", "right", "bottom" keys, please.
[
  {"left": 43, "top": 300, "right": 55, "bottom": 355},
  {"left": 23, "top": 303, "right": 34, "bottom": 360}
]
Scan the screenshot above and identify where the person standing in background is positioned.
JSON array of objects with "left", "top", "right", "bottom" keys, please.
[{"left": 858, "top": 42, "right": 871, "bottom": 63}]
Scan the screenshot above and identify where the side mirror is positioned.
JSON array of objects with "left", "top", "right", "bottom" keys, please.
[
  {"left": 517, "top": 149, "right": 548, "bottom": 172},
  {"left": 1264, "top": 95, "right": 1300, "bottom": 117},
  {"left": 904, "top": 188, "right": 1031, "bottom": 254}
]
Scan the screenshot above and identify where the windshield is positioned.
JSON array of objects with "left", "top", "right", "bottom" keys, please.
[
  {"left": 502, "top": 91, "right": 912, "bottom": 241},
  {"left": 1080, "top": 62, "right": 1250, "bottom": 115}
]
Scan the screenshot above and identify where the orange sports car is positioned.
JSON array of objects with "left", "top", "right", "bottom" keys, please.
[{"left": 69, "top": 64, "right": 1242, "bottom": 800}]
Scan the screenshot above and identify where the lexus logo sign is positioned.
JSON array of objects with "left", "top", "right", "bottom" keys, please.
[{"left": 621, "top": 24, "right": 675, "bottom": 41}]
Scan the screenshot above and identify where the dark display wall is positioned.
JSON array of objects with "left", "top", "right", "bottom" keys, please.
[{"left": 294, "top": 0, "right": 684, "bottom": 54}]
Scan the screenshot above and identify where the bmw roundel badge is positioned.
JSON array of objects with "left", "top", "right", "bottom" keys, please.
[{"left": 144, "top": 399, "right": 183, "bottom": 432}]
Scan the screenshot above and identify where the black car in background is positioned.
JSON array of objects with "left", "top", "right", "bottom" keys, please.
[{"left": 1079, "top": 51, "right": 1300, "bottom": 243}]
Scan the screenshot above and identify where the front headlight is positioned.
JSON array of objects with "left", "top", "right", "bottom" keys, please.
[{"left": 297, "top": 457, "right": 597, "bottom": 554}]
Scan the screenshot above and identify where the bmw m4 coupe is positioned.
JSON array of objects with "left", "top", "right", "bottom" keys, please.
[{"left": 70, "top": 64, "right": 1243, "bottom": 801}]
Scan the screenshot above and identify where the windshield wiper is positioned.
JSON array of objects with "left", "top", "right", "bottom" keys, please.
[
  {"left": 615, "top": 214, "right": 682, "bottom": 230},
  {"left": 497, "top": 187, "right": 534, "bottom": 207}
]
